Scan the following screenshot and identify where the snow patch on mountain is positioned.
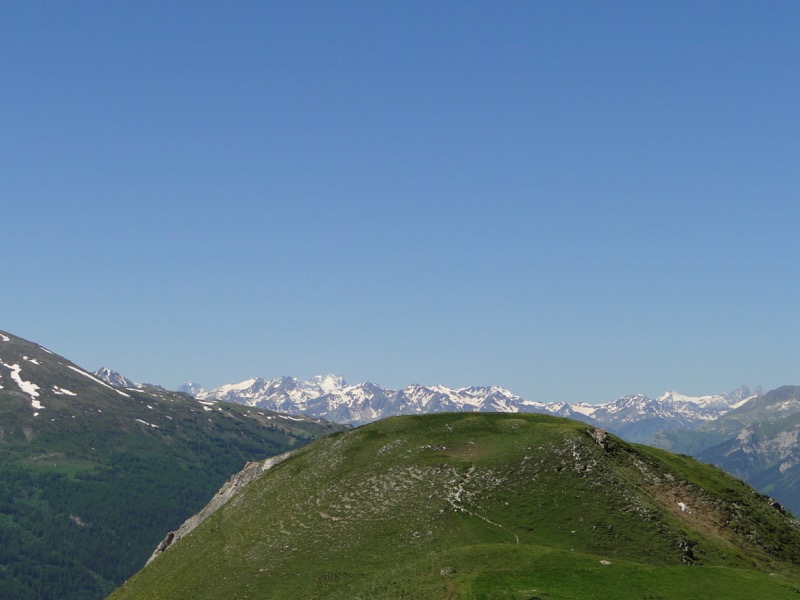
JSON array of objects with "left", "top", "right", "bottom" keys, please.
[
  {"left": 731, "top": 395, "right": 755, "bottom": 410},
  {"left": 1, "top": 361, "right": 42, "bottom": 410},
  {"left": 564, "top": 403, "right": 599, "bottom": 417},
  {"left": 53, "top": 386, "right": 77, "bottom": 396}
]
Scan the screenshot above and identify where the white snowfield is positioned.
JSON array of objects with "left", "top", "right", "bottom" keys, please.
[
  {"left": 1, "top": 361, "right": 43, "bottom": 412},
  {"left": 52, "top": 386, "right": 77, "bottom": 396}
]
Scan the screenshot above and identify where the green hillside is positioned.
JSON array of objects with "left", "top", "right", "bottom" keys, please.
[
  {"left": 0, "top": 330, "right": 344, "bottom": 599},
  {"left": 112, "top": 413, "right": 800, "bottom": 600}
]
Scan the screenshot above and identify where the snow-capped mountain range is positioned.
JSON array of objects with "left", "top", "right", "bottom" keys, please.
[
  {"left": 163, "top": 374, "right": 760, "bottom": 443},
  {"left": 90, "top": 367, "right": 800, "bottom": 514}
]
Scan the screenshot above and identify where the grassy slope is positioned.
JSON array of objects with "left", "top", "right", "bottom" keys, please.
[{"left": 112, "top": 413, "right": 800, "bottom": 599}]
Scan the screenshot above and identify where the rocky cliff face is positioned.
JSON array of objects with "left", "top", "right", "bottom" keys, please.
[{"left": 148, "top": 450, "right": 296, "bottom": 564}]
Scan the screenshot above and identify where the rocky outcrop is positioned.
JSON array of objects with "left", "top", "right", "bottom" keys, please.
[
  {"left": 147, "top": 450, "right": 295, "bottom": 564},
  {"left": 589, "top": 428, "right": 609, "bottom": 449}
]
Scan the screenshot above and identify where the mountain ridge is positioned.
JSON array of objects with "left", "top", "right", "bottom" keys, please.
[{"left": 182, "top": 373, "right": 757, "bottom": 443}]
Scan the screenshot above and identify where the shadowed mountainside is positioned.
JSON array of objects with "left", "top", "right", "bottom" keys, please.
[{"left": 0, "top": 330, "right": 344, "bottom": 599}]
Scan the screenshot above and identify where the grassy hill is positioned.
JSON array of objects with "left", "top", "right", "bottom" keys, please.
[
  {"left": 0, "top": 330, "right": 344, "bottom": 599},
  {"left": 112, "top": 413, "right": 800, "bottom": 599}
]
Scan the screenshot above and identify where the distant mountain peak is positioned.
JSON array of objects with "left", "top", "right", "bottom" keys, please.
[
  {"left": 177, "top": 382, "right": 206, "bottom": 397},
  {"left": 309, "top": 373, "right": 346, "bottom": 390},
  {"left": 93, "top": 367, "right": 139, "bottom": 389}
]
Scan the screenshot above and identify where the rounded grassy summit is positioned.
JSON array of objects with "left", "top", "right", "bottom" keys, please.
[{"left": 112, "top": 413, "right": 800, "bottom": 599}]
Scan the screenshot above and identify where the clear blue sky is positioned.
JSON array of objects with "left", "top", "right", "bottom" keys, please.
[{"left": 3, "top": 1, "right": 798, "bottom": 403}]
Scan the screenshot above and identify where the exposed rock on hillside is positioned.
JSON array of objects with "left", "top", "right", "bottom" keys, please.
[{"left": 148, "top": 451, "right": 296, "bottom": 563}]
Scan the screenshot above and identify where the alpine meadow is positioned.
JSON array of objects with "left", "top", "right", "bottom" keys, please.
[{"left": 112, "top": 413, "right": 800, "bottom": 599}]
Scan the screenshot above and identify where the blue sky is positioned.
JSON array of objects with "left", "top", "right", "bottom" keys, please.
[{"left": 3, "top": 1, "right": 799, "bottom": 403}]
